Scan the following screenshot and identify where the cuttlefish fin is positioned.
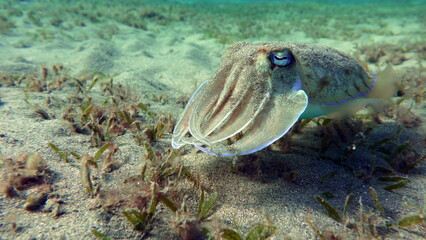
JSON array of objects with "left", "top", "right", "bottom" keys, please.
[
  {"left": 196, "top": 88, "right": 308, "bottom": 156},
  {"left": 171, "top": 80, "right": 209, "bottom": 148},
  {"left": 301, "top": 65, "right": 400, "bottom": 120},
  {"left": 366, "top": 65, "right": 399, "bottom": 100},
  {"left": 301, "top": 98, "right": 380, "bottom": 119}
]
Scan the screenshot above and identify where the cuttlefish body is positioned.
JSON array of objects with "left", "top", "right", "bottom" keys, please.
[{"left": 172, "top": 42, "right": 392, "bottom": 156}]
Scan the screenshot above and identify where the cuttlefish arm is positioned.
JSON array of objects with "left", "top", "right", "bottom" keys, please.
[
  {"left": 197, "top": 77, "right": 307, "bottom": 156},
  {"left": 172, "top": 46, "right": 270, "bottom": 149},
  {"left": 172, "top": 42, "right": 308, "bottom": 156}
]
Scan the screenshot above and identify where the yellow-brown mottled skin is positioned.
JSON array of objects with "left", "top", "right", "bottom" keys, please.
[{"left": 223, "top": 42, "right": 374, "bottom": 104}]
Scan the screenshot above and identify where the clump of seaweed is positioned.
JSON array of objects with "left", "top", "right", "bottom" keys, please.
[
  {"left": 377, "top": 176, "right": 411, "bottom": 192},
  {"left": 49, "top": 141, "right": 120, "bottom": 196},
  {"left": 396, "top": 66, "right": 426, "bottom": 105},
  {"left": 170, "top": 190, "right": 277, "bottom": 240},
  {"left": 87, "top": 142, "right": 199, "bottom": 236},
  {"left": 53, "top": 75, "right": 151, "bottom": 146},
  {"left": 298, "top": 116, "right": 373, "bottom": 175},
  {"left": 312, "top": 186, "right": 426, "bottom": 239},
  {"left": 139, "top": 113, "right": 175, "bottom": 143},
  {"left": 91, "top": 229, "right": 113, "bottom": 240},
  {"left": 298, "top": 107, "right": 424, "bottom": 178},
  {"left": 0, "top": 153, "right": 52, "bottom": 211},
  {"left": 313, "top": 117, "right": 367, "bottom": 155},
  {"left": 368, "top": 126, "right": 424, "bottom": 173},
  {"left": 0, "top": 13, "right": 16, "bottom": 34},
  {"left": 86, "top": 138, "right": 278, "bottom": 239},
  {"left": 165, "top": 189, "right": 218, "bottom": 240},
  {"left": 114, "top": 156, "right": 193, "bottom": 235},
  {"left": 398, "top": 215, "right": 426, "bottom": 227},
  {"left": 1, "top": 64, "right": 81, "bottom": 96},
  {"left": 357, "top": 41, "right": 426, "bottom": 66},
  {"left": 52, "top": 72, "right": 176, "bottom": 147},
  {"left": 218, "top": 213, "right": 277, "bottom": 240},
  {"left": 312, "top": 191, "right": 384, "bottom": 239},
  {"left": 63, "top": 98, "right": 142, "bottom": 146},
  {"left": 357, "top": 43, "right": 409, "bottom": 65}
]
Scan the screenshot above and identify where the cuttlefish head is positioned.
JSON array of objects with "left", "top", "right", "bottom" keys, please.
[{"left": 172, "top": 42, "right": 375, "bottom": 156}]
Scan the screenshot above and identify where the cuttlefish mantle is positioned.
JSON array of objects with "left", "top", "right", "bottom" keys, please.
[{"left": 172, "top": 42, "right": 397, "bottom": 156}]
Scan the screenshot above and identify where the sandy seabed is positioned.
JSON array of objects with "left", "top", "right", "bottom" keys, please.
[{"left": 0, "top": 1, "right": 425, "bottom": 239}]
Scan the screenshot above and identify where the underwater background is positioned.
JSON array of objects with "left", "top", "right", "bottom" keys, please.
[{"left": 0, "top": 0, "right": 425, "bottom": 239}]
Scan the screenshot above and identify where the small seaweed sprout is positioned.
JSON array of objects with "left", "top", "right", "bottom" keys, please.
[{"left": 220, "top": 212, "right": 277, "bottom": 240}]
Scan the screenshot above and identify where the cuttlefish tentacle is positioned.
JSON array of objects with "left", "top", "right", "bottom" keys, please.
[
  {"left": 171, "top": 80, "right": 206, "bottom": 148},
  {"left": 189, "top": 50, "right": 274, "bottom": 148},
  {"left": 172, "top": 42, "right": 383, "bottom": 156},
  {"left": 171, "top": 54, "right": 254, "bottom": 147},
  {"left": 203, "top": 80, "right": 268, "bottom": 144},
  {"left": 172, "top": 53, "right": 240, "bottom": 146},
  {"left": 194, "top": 64, "right": 253, "bottom": 139},
  {"left": 196, "top": 68, "right": 308, "bottom": 156}
]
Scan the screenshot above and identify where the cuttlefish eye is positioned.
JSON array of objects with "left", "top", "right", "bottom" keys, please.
[{"left": 269, "top": 50, "right": 293, "bottom": 67}]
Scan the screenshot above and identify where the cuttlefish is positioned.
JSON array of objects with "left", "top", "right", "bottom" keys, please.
[{"left": 171, "top": 42, "right": 397, "bottom": 156}]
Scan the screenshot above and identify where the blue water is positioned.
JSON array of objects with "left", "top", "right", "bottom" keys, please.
[{"left": 175, "top": 0, "right": 426, "bottom": 3}]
